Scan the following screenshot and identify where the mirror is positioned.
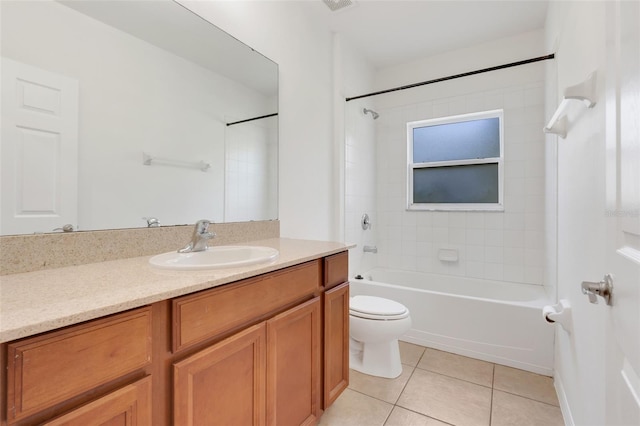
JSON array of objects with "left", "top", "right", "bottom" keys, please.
[{"left": 0, "top": 0, "right": 278, "bottom": 236}]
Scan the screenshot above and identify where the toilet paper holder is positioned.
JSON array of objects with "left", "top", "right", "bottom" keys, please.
[{"left": 543, "top": 299, "right": 572, "bottom": 333}]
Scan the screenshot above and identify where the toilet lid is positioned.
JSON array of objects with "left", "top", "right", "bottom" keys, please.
[{"left": 349, "top": 295, "right": 409, "bottom": 320}]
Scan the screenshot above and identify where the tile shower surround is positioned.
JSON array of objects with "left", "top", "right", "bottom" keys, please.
[{"left": 349, "top": 81, "right": 546, "bottom": 285}]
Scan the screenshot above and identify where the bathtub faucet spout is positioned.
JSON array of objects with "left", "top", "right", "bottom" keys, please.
[{"left": 363, "top": 245, "right": 378, "bottom": 253}]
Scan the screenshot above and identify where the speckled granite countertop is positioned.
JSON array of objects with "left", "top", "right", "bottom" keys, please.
[{"left": 0, "top": 238, "right": 352, "bottom": 343}]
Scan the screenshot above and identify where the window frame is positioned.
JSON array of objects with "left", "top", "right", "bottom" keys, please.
[{"left": 406, "top": 109, "right": 504, "bottom": 212}]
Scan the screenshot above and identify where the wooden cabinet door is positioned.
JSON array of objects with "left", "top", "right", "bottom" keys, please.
[
  {"left": 266, "top": 297, "right": 321, "bottom": 426},
  {"left": 43, "top": 376, "right": 152, "bottom": 426},
  {"left": 323, "top": 282, "right": 349, "bottom": 408},
  {"left": 6, "top": 307, "right": 152, "bottom": 423},
  {"left": 173, "top": 323, "right": 266, "bottom": 426}
]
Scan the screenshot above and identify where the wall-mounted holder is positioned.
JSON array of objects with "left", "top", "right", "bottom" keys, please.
[
  {"left": 543, "top": 71, "right": 597, "bottom": 138},
  {"left": 542, "top": 299, "right": 572, "bottom": 333},
  {"left": 438, "top": 248, "right": 459, "bottom": 262},
  {"left": 143, "top": 152, "right": 210, "bottom": 172}
]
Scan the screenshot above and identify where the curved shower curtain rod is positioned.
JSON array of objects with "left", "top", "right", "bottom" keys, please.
[{"left": 346, "top": 53, "right": 555, "bottom": 102}]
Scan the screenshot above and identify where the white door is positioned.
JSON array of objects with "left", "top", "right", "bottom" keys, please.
[
  {"left": 1, "top": 58, "right": 79, "bottom": 235},
  {"left": 604, "top": 1, "right": 640, "bottom": 424}
]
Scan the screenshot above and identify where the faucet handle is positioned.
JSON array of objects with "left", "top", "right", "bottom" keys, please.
[
  {"left": 143, "top": 217, "right": 160, "bottom": 227},
  {"left": 194, "top": 220, "right": 216, "bottom": 241},
  {"left": 194, "top": 219, "right": 212, "bottom": 233}
]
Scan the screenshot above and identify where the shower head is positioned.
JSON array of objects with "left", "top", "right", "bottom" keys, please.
[{"left": 363, "top": 108, "right": 379, "bottom": 120}]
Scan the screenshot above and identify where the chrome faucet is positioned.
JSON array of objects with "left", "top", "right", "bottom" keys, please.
[
  {"left": 178, "top": 220, "right": 216, "bottom": 253},
  {"left": 143, "top": 217, "right": 160, "bottom": 227}
]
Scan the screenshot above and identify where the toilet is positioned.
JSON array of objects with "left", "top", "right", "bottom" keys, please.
[{"left": 349, "top": 295, "right": 412, "bottom": 379}]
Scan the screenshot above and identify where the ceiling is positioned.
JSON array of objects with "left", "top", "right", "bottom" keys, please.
[{"left": 299, "top": 0, "right": 549, "bottom": 69}]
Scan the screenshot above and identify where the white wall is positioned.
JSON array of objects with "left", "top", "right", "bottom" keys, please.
[
  {"left": 181, "top": 1, "right": 336, "bottom": 241},
  {"left": 370, "top": 31, "right": 548, "bottom": 286},
  {"left": 545, "top": 2, "right": 608, "bottom": 425},
  {"left": 2, "top": 1, "right": 273, "bottom": 231}
]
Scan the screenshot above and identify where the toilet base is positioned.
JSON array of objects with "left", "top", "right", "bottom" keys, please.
[{"left": 349, "top": 337, "right": 403, "bottom": 379}]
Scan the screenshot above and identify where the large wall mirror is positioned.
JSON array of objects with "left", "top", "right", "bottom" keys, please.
[{"left": 0, "top": 0, "right": 278, "bottom": 236}]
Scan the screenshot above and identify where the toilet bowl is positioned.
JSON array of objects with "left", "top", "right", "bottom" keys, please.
[{"left": 349, "top": 295, "right": 412, "bottom": 379}]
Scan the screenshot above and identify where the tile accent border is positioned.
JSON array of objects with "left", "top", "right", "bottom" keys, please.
[{"left": 0, "top": 220, "right": 279, "bottom": 275}]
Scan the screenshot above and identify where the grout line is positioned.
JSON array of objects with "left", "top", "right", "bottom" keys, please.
[
  {"left": 347, "top": 386, "right": 396, "bottom": 406},
  {"left": 353, "top": 343, "right": 559, "bottom": 425},
  {"left": 413, "top": 364, "right": 494, "bottom": 389},
  {"left": 492, "top": 388, "right": 562, "bottom": 408},
  {"left": 393, "top": 406, "right": 458, "bottom": 426},
  {"left": 393, "top": 363, "right": 418, "bottom": 405},
  {"left": 489, "top": 364, "right": 496, "bottom": 425}
]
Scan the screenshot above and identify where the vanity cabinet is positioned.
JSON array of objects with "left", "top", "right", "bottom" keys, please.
[
  {"left": 174, "top": 297, "right": 321, "bottom": 426},
  {"left": 43, "top": 377, "right": 152, "bottom": 426},
  {"left": 1, "top": 251, "right": 349, "bottom": 426},
  {"left": 174, "top": 323, "right": 267, "bottom": 425},
  {"left": 4, "top": 307, "right": 152, "bottom": 425},
  {"left": 322, "top": 252, "right": 350, "bottom": 409},
  {"left": 266, "top": 297, "right": 321, "bottom": 426}
]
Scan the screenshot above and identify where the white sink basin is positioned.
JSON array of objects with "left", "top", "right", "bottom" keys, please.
[{"left": 149, "top": 246, "right": 279, "bottom": 270}]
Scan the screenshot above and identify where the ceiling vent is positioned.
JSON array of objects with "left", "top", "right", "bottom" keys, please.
[{"left": 322, "top": 0, "right": 356, "bottom": 12}]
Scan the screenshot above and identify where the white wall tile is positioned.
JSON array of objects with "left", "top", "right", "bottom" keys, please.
[
  {"left": 449, "top": 228, "right": 467, "bottom": 245},
  {"left": 449, "top": 212, "right": 467, "bottom": 228},
  {"left": 485, "top": 229, "right": 504, "bottom": 247},
  {"left": 466, "top": 229, "right": 485, "bottom": 246},
  {"left": 432, "top": 227, "right": 449, "bottom": 243},
  {"left": 432, "top": 212, "right": 449, "bottom": 227},
  {"left": 485, "top": 246, "right": 504, "bottom": 263},
  {"left": 503, "top": 230, "right": 525, "bottom": 248},
  {"left": 466, "top": 213, "right": 485, "bottom": 229},
  {"left": 503, "top": 247, "right": 524, "bottom": 265},
  {"left": 417, "top": 226, "right": 433, "bottom": 242},
  {"left": 364, "top": 64, "right": 546, "bottom": 286},
  {"left": 484, "top": 263, "right": 504, "bottom": 280},
  {"left": 466, "top": 261, "right": 485, "bottom": 279},
  {"left": 484, "top": 213, "right": 504, "bottom": 229},
  {"left": 466, "top": 245, "right": 485, "bottom": 262},
  {"left": 504, "top": 265, "right": 525, "bottom": 282}
]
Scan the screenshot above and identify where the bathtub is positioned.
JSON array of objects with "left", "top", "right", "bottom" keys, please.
[{"left": 350, "top": 268, "right": 555, "bottom": 376}]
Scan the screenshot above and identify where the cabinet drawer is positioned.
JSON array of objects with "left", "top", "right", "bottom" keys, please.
[
  {"left": 173, "top": 260, "right": 321, "bottom": 352},
  {"left": 7, "top": 307, "right": 152, "bottom": 423},
  {"left": 44, "top": 376, "right": 152, "bottom": 426},
  {"left": 324, "top": 251, "right": 348, "bottom": 290}
]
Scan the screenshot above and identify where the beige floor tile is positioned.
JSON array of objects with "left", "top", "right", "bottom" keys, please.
[
  {"left": 319, "top": 388, "right": 393, "bottom": 426},
  {"left": 418, "top": 348, "right": 494, "bottom": 387},
  {"left": 349, "top": 366, "right": 415, "bottom": 404},
  {"left": 493, "top": 365, "right": 559, "bottom": 406},
  {"left": 491, "top": 390, "right": 564, "bottom": 426},
  {"left": 397, "top": 369, "right": 492, "bottom": 426},
  {"left": 384, "top": 407, "right": 449, "bottom": 426},
  {"left": 400, "top": 341, "right": 426, "bottom": 367}
]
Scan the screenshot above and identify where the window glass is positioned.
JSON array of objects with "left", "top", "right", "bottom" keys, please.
[
  {"left": 408, "top": 110, "right": 503, "bottom": 210},
  {"left": 412, "top": 117, "right": 500, "bottom": 163},
  {"left": 412, "top": 163, "right": 499, "bottom": 204}
]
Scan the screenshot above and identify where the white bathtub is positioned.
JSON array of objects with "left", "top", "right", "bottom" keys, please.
[{"left": 350, "top": 268, "right": 554, "bottom": 376}]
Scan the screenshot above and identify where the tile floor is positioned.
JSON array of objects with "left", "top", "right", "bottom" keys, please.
[{"left": 319, "top": 342, "right": 564, "bottom": 426}]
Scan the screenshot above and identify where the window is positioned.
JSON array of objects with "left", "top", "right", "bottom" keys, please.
[{"left": 407, "top": 110, "right": 503, "bottom": 211}]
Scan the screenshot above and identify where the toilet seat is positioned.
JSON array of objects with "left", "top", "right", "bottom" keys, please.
[{"left": 349, "top": 295, "right": 409, "bottom": 320}]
